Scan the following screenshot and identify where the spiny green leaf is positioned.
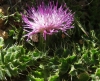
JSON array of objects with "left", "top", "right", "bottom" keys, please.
[
  {"left": 32, "top": 71, "right": 43, "bottom": 78},
  {"left": 0, "top": 37, "right": 4, "bottom": 49},
  {"left": 95, "top": 68, "right": 100, "bottom": 78},
  {"left": 9, "top": 30, "right": 15, "bottom": 36},
  {"left": 0, "top": 67, "right": 4, "bottom": 80},
  {"left": 5, "top": 68, "right": 11, "bottom": 77},
  {"left": 75, "top": 18, "right": 88, "bottom": 36},
  {"left": 68, "top": 55, "right": 77, "bottom": 64},
  {"left": 77, "top": 72, "right": 90, "bottom": 81},
  {"left": 48, "top": 74, "right": 59, "bottom": 81},
  {"left": 27, "top": 74, "right": 44, "bottom": 81},
  {"left": 69, "top": 65, "right": 77, "bottom": 76},
  {"left": 59, "top": 58, "right": 70, "bottom": 74}
]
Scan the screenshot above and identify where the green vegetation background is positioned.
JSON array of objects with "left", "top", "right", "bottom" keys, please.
[{"left": 0, "top": 0, "right": 100, "bottom": 81}]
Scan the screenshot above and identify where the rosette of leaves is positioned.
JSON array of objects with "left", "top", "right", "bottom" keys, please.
[
  {"left": 0, "top": 45, "right": 27, "bottom": 80},
  {"left": 0, "top": 43, "right": 46, "bottom": 80},
  {"left": 68, "top": 30, "right": 100, "bottom": 81}
]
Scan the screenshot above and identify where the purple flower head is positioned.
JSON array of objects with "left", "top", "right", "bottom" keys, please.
[{"left": 22, "top": 1, "right": 74, "bottom": 40}]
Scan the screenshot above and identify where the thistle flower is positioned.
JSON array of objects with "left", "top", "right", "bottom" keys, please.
[{"left": 22, "top": 1, "right": 74, "bottom": 40}]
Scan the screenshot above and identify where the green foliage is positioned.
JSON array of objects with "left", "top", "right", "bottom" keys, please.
[
  {"left": 0, "top": 45, "right": 26, "bottom": 79},
  {"left": 0, "top": 45, "right": 46, "bottom": 80},
  {"left": 95, "top": 68, "right": 100, "bottom": 77},
  {"left": 78, "top": 72, "right": 90, "bottom": 81},
  {"left": 0, "top": 37, "right": 4, "bottom": 48},
  {"left": 48, "top": 74, "right": 59, "bottom": 81}
]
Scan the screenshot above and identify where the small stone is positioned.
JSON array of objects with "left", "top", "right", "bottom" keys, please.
[{"left": 0, "top": 29, "right": 8, "bottom": 39}]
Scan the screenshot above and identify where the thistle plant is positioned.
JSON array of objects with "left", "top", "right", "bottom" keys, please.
[{"left": 22, "top": 1, "right": 74, "bottom": 40}]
